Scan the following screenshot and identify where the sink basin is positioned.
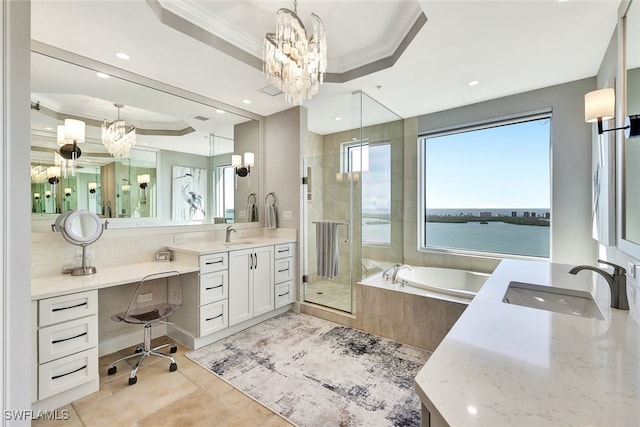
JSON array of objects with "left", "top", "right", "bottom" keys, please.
[{"left": 503, "top": 281, "right": 605, "bottom": 320}]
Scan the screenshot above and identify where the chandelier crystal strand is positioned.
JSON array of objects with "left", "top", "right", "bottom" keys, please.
[
  {"left": 102, "top": 103, "right": 136, "bottom": 159},
  {"left": 263, "top": 1, "right": 327, "bottom": 105}
]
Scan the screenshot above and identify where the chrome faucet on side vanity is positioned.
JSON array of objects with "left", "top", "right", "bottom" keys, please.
[
  {"left": 225, "top": 225, "right": 236, "bottom": 243},
  {"left": 569, "top": 259, "right": 629, "bottom": 310},
  {"left": 382, "top": 264, "right": 413, "bottom": 284}
]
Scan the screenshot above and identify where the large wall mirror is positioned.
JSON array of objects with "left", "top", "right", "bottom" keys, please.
[
  {"left": 31, "top": 47, "right": 261, "bottom": 231},
  {"left": 622, "top": 0, "right": 640, "bottom": 253}
]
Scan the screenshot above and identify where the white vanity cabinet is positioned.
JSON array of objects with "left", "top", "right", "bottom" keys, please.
[
  {"left": 274, "top": 243, "right": 295, "bottom": 308},
  {"left": 168, "top": 239, "right": 295, "bottom": 349},
  {"left": 198, "top": 252, "right": 229, "bottom": 335},
  {"left": 171, "top": 251, "right": 229, "bottom": 340},
  {"left": 228, "top": 245, "right": 275, "bottom": 326},
  {"left": 34, "top": 290, "right": 99, "bottom": 402}
]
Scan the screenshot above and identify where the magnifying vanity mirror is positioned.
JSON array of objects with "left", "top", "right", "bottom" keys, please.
[
  {"left": 31, "top": 45, "right": 261, "bottom": 231},
  {"left": 55, "top": 209, "right": 104, "bottom": 276},
  {"left": 622, "top": 0, "right": 640, "bottom": 252}
]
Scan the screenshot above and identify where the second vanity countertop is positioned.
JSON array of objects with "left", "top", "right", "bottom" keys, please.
[
  {"left": 168, "top": 236, "right": 296, "bottom": 256},
  {"left": 415, "top": 258, "right": 640, "bottom": 427}
]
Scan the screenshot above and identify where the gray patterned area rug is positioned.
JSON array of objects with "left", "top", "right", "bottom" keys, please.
[{"left": 186, "top": 311, "right": 430, "bottom": 427}]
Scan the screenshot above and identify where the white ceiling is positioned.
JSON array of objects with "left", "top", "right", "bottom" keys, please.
[{"left": 31, "top": 0, "right": 620, "bottom": 137}]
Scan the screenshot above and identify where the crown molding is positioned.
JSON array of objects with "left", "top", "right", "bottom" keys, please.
[{"left": 151, "top": 0, "right": 427, "bottom": 81}]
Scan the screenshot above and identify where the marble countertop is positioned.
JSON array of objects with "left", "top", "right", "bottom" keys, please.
[
  {"left": 168, "top": 237, "right": 296, "bottom": 255},
  {"left": 415, "top": 258, "right": 640, "bottom": 427},
  {"left": 32, "top": 261, "right": 199, "bottom": 300}
]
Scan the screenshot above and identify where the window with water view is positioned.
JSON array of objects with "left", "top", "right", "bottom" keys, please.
[{"left": 419, "top": 114, "right": 551, "bottom": 257}]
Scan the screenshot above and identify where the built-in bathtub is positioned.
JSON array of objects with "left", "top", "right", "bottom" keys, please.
[
  {"left": 396, "top": 266, "right": 489, "bottom": 300},
  {"left": 354, "top": 266, "right": 491, "bottom": 351}
]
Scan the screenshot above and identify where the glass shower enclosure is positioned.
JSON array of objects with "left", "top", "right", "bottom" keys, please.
[{"left": 302, "top": 91, "right": 403, "bottom": 313}]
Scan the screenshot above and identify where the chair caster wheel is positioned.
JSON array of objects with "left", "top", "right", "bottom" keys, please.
[
  {"left": 169, "top": 362, "right": 177, "bottom": 372},
  {"left": 134, "top": 347, "right": 143, "bottom": 354},
  {"left": 170, "top": 346, "right": 177, "bottom": 354},
  {"left": 128, "top": 376, "right": 137, "bottom": 385},
  {"left": 107, "top": 366, "right": 116, "bottom": 376}
]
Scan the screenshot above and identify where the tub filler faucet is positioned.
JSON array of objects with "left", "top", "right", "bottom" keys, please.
[
  {"left": 382, "top": 264, "right": 413, "bottom": 284},
  {"left": 569, "top": 259, "right": 629, "bottom": 310}
]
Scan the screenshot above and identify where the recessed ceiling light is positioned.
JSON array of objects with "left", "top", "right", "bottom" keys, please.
[
  {"left": 467, "top": 80, "right": 479, "bottom": 87},
  {"left": 334, "top": 117, "right": 342, "bottom": 121},
  {"left": 115, "top": 52, "right": 130, "bottom": 60},
  {"left": 216, "top": 109, "right": 225, "bottom": 114},
  {"left": 96, "top": 72, "right": 109, "bottom": 79},
  {"left": 242, "top": 99, "right": 252, "bottom": 105}
]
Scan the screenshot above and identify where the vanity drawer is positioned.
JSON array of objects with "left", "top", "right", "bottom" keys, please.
[
  {"left": 274, "top": 243, "right": 294, "bottom": 260},
  {"left": 275, "top": 258, "right": 294, "bottom": 283},
  {"left": 200, "top": 270, "right": 228, "bottom": 305},
  {"left": 199, "top": 300, "right": 228, "bottom": 336},
  {"left": 38, "top": 347, "right": 98, "bottom": 400},
  {"left": 199, "top": 253, "right": 228, "bottom": 274},
  {"left": 275, "top": 281, "right": 294, "bottom": 308},
  {"left": 38, "top": 290, "right": 98, "bottom": 327},
  {"left": 38, "top": 315, "right": 98, "bottom": 364}
]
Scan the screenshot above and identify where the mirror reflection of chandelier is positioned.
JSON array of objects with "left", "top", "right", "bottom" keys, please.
[
  {"left": 263, "top": 0, "right": 327, "bottom": 105},
  {"left": 102, "top": 103, "right": 136, "bottom": 159}
]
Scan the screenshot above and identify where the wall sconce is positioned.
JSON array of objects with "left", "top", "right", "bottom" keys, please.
[
  {"left": 59, "top": 118, "right": 85, "bottom": 160},
  {"left": 64, "top": 188, "right": 72, "bottom": 198},
  {"left": 121, "top": 183, "right": 131, "bottom": 192},
  {"left": 137, "top": 174, "right": 150, "bottom": 205},
  {"left": 46, "top": 166, "right": 60, "bottom": 185},
  {"left": 45, "top": 190, "right": 52, "bottom": 199},
  {"left": 585, "top": 88, "right": 640, "bottom": 137},
  {"left": 34, "top": 192, "right": 40, "bottom": 202},
  {"left": 137, "top": 174, "right": 150, "bottom": 189},
  {"left": 88, "top": 182, "right": 97, "bottom": 195},
  {"left": 231, "top": 152, "right": 254, "bottom": 177}
]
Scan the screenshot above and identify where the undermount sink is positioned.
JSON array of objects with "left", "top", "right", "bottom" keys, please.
[{"left": 503, "top": 281, "right": 605, "bottom": 320}]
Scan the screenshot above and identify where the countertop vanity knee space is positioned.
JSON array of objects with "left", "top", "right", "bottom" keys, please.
[{"left": 30, "top": 236, "right": 296, "bottom": 412}]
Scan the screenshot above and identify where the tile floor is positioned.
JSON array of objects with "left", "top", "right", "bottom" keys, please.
[
  {"left": 304, "top": 280, "right": 352, "bottom": 313},
  {"left": 33, "top": 337, "right": 294, "bottom": 427}
]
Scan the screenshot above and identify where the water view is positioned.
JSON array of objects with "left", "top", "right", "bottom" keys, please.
[
  {"left": 425, "top": 209, "right": 549, "bottom": 257},
  {"left": 362, "top": 208, "right": 550, "bottom": 258}
]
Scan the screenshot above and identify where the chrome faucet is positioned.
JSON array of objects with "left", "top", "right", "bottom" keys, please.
[
  {"left": 382, "top": 264, "right": 401, "bottom": 281},
  {"left": 392, "top": 265, "right": 413, "bottom": 284},
  {"left": 225, "top": 225, "right": 236, "bottom": 243},
  {"left": 382, "top": 263, "right": 413, "bottom": 284},
  {"left": 569, "top": 259, "right": 629, "bottom": 310}
]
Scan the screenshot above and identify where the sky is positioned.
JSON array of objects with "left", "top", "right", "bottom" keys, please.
[{"left": 424, "top": 118, "right": 551, "bottom": 209}]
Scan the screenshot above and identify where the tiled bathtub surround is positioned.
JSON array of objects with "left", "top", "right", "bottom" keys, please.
[{"left": 302, "top": 274, "right": 467, "bottom": 352}]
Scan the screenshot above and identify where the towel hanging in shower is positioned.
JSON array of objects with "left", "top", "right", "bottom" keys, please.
[
  {"left": 246, "top": 193, "right": 258, "bottom": 222},
  {"left": 316, "top": 221, "right": 340, "bottom": 279},
  {"left": 265, "top": 192, "right": 277, "bottom": 229}
]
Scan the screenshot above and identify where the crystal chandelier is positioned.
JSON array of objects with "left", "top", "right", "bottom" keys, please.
[
  {"left": 263, "top": 0, "right": 327, "bottom": 105},
  {"left": 102, "top": 103, "right": 136, "bottom": 159}
]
